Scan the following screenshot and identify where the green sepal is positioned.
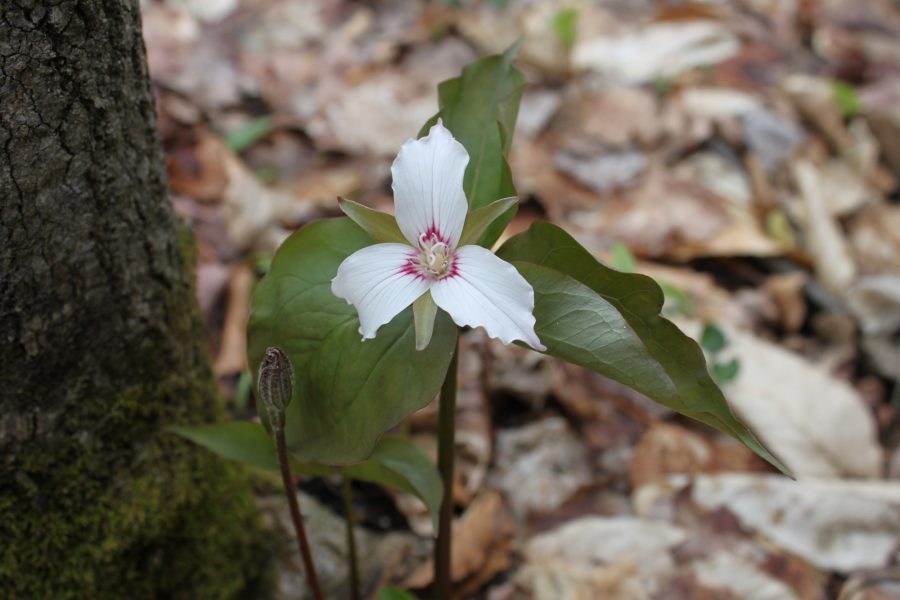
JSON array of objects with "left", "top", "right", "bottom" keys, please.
[
  {"left": 458, "top": 196, "right": 518, "bottom": 247},
  {"left": 413, "top": 291, "right": 438, "bottom": 351},
  {"left": 339, "top": 197, "right": 407, "bottom": 244}
]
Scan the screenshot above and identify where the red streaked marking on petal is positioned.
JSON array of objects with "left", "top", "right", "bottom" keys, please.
[
  {"left": 422, "top": 223, "right": 449, "bottom": 245},
  {"left": 400, "top": 253, "right": 427, "bottom": 281}
]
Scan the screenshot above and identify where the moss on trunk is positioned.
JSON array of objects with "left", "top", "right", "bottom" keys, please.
[{"left": 0, "top": 1, "right": 270, "bottom": 596}]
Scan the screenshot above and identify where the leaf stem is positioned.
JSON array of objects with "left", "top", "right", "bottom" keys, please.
[
  {"left": 434, "top": 337, "right": 459, "bottom": 599},
  {"left": 275, "top": 426, "right": 324, "bottom": 600},
  {"left": 341, "top": 472, "right": 361, "bottom": 600}
]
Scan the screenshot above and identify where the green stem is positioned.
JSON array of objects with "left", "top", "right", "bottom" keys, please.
[
  {"left": 434, "top": 337, "right": 459, "bottom": 599},
  {"left": 341, "top": 472, "right": 360, "bottom": 600},
  {"left": 275, "top": 426, "right": 324, "bottom": 600}
]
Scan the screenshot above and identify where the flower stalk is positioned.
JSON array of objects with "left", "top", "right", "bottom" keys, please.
[
  {"left": 259, "top": 347, "right": 324, "bottom": 600},
  {"left": 341, "top": 472, "right": 361, "bottom": 600}
]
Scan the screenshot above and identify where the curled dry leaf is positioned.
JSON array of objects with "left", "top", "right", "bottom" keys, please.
[
  {"left": 839, "top": 569, "right": 900, "bottom": 600},
  {"left": 792, "top": 159, "right": 858, "bottom": 293},
  {"left": 848, "top": 204, "right": 900, "bottom": 275},
  {"left": 555, "top": 149, "right": 648, "bottom": 195},
  {"left": 783, "top": 75, "right": 851, "bottom": 152},
  {"left": 763, "top": 272, "right": 809, "bottom": 333},
  {"left": 691, "top": 552, "right": 804, "bottom": 600},
  {"left": 636, "top": 474, "right": 900, "bottom": 573},
  {"left": 212, "top": 264, "right": 253, "bottom": 376},
  {"left": 553, "top": 86, "right": 660, "bottom": 148},
  {"left": 629, "top": 423, "right": 761, "bottom": 489},
  {"left": 678, "top": 319, "right": 882, "bottom": 478},
  {"left": 572, "top": 21, "right": 740, "bottom": 84},
  {"left": 590, "top": 166, "right": 781, "bottom": 260},
  {"left": 404, "top": 491, "right": 515, "bottom": 594},
  {"left": 169, "top": 131, "right": 321, "bottom": 252},
  {"left": 224, "top": 135, "right": 323, "bottom": 252}
]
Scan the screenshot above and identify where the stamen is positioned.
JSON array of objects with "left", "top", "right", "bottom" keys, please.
[{"left": 414, "top": 230, "right": 454, "bottom": 278}]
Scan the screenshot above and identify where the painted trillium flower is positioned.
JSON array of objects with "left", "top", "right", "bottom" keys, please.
[{"left": 331, "top": 121, "right": 545, "bottom": 352}]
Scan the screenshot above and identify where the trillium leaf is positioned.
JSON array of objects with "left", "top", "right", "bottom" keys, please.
[
  {"left": 497, "top": 222, "right": 789, "bottom": 475},
  {"left": 170, "top": 421, "right": 330, "bottom": 476},
  {"left": 173, "top": 423, "right": 443, "bottom": 527},
  {"left": 343, "top": 435, "right": 443, "bottom": 532},
  {"left": 338, "top": 197, "right": 407, "bottom": 244},
  {"left": 458, "top": 196, "right": 518, "bottom": 247},
  {"left": 421, "top": 47, "right": 525, "bottom": 247},
  {"left": 248, "top": 218, "right": 458, "bottom": 465}
]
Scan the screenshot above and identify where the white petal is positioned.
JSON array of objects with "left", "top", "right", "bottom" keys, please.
[
  {"left": 431, "top": 245, "right": 545, "bottom": 350},
  {"left": 331, "top": 243, "right": 431, "bottom": 340},
  {"left": 391, "top": 120, "right": 469, "bottom": 247}
]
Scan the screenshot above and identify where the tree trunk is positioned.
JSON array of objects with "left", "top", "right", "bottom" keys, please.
[{"left": 0, "top": 1, "right": 268, "bottom": 597}]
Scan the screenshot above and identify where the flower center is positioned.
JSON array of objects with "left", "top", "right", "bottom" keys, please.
[{"left": 415, "top": 232, "right": 454, "bottom": 278}]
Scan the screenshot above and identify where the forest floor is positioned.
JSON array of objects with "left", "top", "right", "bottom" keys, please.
[{"left": 143, "top": 0, "right": 900, "bottom": 598}]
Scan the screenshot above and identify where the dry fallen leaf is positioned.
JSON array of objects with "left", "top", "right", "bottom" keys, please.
[
  {"left": 518, "top": 516, "right": 689, "bottom": 598},
  {"left": 792, "top": 159, "right": 858, "bottom": 293},
  {"left": 553, "top": 86, "right": 660, "bottom": 148},
  {"left": 690, "top": 552, "right": 804, "bottom": 600},
  {"left": 629, "top": 423, "right": 761, "bottom": 489},
  {"left": 404, "top": 491, "right": 515, "bottom": 595},
  {"left": 491, "top": 416, "right": 593, "bottom": 520},
  {"left": 637, "top": 474, "right": 900, "bottom": 573},
  {"left": 573, "top": 21, "right": 740, "bottom": 84},
  {"left": 213, "top": 263, "right": 253, "bottom": 376},
  {"left": 554, "top": 149, "right": 648, "bottom": 195},
  {"left": 586, "top": 165, "right": 781, "bottom": 260}
]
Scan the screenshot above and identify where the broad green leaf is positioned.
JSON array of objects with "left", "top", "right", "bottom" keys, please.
[
  {"left": 339, "top": 197, "right": 406, "bottom": 244},
  {"left": 248, "top": 218, "right": 457, "bottom": 465},
  {"left": 170, "top": 421, "right": 329, "bottom": 477},
  {"left": 421, "top": 47, "right": 525, "bottom": 247},
  {"left": 226, "top": 115, "right": 275, "bottom": 152},
  {"left": 497, "top": 222, "right": 788, "bottom": 475},
  {"left": 343, "top": 435, "right": 443, "bottom": 531},
  {"left": 173, "top": 424, "right": 442, "bottom": 526},
  {"left": 459, "top": 196, "right": 518, "bottom": 247}
]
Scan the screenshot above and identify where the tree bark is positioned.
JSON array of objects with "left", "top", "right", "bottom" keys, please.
[{"left": 0, "top": 1, "right": 268, "bottom": 597}]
